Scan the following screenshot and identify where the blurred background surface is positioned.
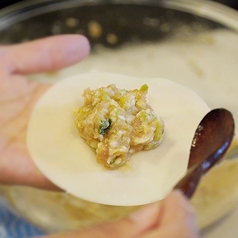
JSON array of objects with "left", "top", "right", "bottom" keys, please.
[{"left": 0, "top": 0, "right": 238, "bottom": 10}]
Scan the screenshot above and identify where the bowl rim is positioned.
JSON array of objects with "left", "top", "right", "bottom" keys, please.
[{"left": 0, "top": 0, "right": 238, "bottom": 32}]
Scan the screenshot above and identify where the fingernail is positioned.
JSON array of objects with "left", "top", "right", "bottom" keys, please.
[{"left": 129, "top": 202, "right": 161, "bottom": 223}]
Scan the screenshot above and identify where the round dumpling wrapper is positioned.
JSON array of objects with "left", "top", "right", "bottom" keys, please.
[{"left": 27, "top": 72, "right": 209, "bottom": 206}]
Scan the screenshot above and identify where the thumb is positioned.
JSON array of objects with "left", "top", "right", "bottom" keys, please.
[
  {"left": 99, "top": 202, "right": 162, "bottom": 238},
  {"left": 155, "top": 189, "right": 200, "bottom": 238},
  {"left": 42, "top": 202, "right": 162, "bottom": 238}
]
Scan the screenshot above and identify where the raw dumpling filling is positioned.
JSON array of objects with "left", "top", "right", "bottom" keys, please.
[{"left": 75, "top": 84, "right": 164, "bottom": 169}]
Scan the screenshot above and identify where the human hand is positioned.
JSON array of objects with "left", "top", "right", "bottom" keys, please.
[
  {"left": 41, "top": 190, "right": 200, "bottom": 238},
  {"left": 0, "top": 35, "right": 90, "bottom": 189}
]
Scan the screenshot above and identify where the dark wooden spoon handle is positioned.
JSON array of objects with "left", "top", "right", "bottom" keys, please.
[{"left": 174, "top": 164, "right": 203, "bottom": 198}]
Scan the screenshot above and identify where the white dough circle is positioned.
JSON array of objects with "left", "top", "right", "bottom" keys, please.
[{"left": 27, "top": 72, "right": 209, "bottom": 206}]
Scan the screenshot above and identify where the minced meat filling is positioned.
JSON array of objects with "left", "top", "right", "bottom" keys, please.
[{"left": 75, "top": 84, "right": 164, "bottom": 169}]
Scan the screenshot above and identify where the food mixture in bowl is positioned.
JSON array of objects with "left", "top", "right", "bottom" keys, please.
[{"left": 75, "top": 84, "right": 164, "bottom": 169}]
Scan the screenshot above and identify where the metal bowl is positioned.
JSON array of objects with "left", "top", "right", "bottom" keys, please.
[{"left": 0, "top": 1, "right": 238, "bottom": 237}]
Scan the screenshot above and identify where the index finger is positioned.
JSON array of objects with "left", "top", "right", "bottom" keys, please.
[{"left": 2, "top": 34, "right": 90, "bottom": 75}]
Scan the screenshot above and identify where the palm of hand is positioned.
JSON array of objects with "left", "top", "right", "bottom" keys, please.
[
  {"left": 0, "top": 72, "right": 52, "bottom": 187},
  {"left": 0, "top": 35, "right": 90, "bottom": 189}
]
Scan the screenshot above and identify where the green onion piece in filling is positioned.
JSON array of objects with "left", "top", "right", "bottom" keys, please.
[{"left": 99, "top": 118, "right": 112, "bottom": 135}]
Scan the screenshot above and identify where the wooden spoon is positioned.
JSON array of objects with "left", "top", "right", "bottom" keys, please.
[{"left": 174, "top": 108, "right": 235, "bottom": 198}]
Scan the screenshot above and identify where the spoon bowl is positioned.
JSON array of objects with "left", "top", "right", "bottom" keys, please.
[{"left": 175, "top": 108, "right": 235, "bottom": 198}]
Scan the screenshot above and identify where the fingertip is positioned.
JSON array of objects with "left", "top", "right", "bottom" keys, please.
[
  {"left": 49, "top": 34, "right": 91, "bottom": 66},
  {"left": 110, "top": 202, "right": 162, "bottom": 237},
  {"left": 169, "top": 189, "right": 195, "bottom": 213},
  {"left": 129, "top": 202, "right": 161, "bottom": 224},
  {"left": 163, "top": 189, "right": 196, "bottom": 219},
  {"left": 70, "top": 34, "right": 91, "bottom": 61},
  {"left": 163, "top": 190, "right": 198, "bottom": 230},
  {"left": 156, "top": 190, "right": 200, "bottom": 238},
  {"left": 168, "top": 189, "right": 187, "bottom": 202}
]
